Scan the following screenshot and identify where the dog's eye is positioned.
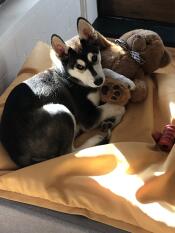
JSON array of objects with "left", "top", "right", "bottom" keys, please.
[
  {"left": 92, "top": 54, "right": 97, "bottom": 63},
  {"left": 76, "top": 64, "right": 85, "bottom": 70}
]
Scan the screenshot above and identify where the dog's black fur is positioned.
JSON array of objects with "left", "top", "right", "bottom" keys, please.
[
  {"left": 0, "top": 36, "right": 107, "bottom": 167},
  {"left": 1, "top": 18, "right": 126, "bottom": 167},
  {"left": 1, "top": 70, "right": 100, "bottom": 166}
]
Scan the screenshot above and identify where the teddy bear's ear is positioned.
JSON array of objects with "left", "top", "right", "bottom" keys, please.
[
  {"left": 128, "top": 35, "right": 147, "bottom": 51},
  {"left": 159, "top": 49, "right": 171, "bottom": 67},
  {"left": 119, "top": 30, "right": 147, "bottom": 51}
]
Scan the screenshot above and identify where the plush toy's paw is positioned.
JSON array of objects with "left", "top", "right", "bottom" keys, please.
[
  {"left": 101, "top": 81, "right": 131, "bottom": 105},
  {"left": 101, "top": 84, "right": 123, "bottom": 101},
  {"left": 103, "top": 69, "right": 136, "bottom": 90},
  {"left": 101, "top": 69, "right": 136, "bottom": 105}
]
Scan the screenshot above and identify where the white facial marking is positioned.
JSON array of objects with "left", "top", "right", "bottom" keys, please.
[
  {"left": 69, "top": 52, "right": 105, "bottom": 88},
  {"left": 69, "top": 69, "right": 97, "bottom": 87},
  {"left": 87, "top": 52, "right": 93, "bottom": 62},
  {"left": 96, "top": 52, "right": 101, "bottom": 63},
  {"left": 77, "top": 59, "right": 85, "bottom": 67},
  {"left": 92, "top": 53, "right": 105, "bottom": 84}
]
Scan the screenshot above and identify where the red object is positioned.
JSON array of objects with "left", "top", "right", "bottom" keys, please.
[
  {"left": 153, "top": 124, "right": 175, "bottom": 152},
  {"left": 152, "top": 132, "right": 162, "bottom": 143}
]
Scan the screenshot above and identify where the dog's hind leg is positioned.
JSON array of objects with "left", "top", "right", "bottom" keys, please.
[{"left": 17, "top": 103, "right": 76, "bottom": 167}]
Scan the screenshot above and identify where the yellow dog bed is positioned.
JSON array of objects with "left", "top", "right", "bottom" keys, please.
[{"left": 0, "top": 41, "right": 175, "bottom": 233}]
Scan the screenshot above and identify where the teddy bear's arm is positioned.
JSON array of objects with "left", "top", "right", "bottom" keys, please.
[
  {"left": 103, "top": 68, "right": 136, "bottom": 90},
  {"left": 134, "top": 67, "right": 145, "bottom": 80}
]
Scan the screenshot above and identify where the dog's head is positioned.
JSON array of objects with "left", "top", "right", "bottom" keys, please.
[{"left": 51, "top": 18, "right": 105, "bottom": 88}]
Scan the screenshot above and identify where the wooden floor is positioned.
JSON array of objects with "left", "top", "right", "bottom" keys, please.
[{"left": 157, "top": 47, "right": 175, "bottom": 73}]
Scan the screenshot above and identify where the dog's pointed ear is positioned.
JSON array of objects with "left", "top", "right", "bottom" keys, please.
[
  {"left": 51, "top": 34, "right": 68, "bottom": 57},
  {"left": 77, "top": 17, "right": 97, "bottom": 41},
  {"left": 77, "top": 17, "right": 111, "bottom": 49}
]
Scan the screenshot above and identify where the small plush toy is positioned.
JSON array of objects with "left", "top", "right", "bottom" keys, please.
[{"left": 101, "top": 69, "right": 146, "bottom": 104}]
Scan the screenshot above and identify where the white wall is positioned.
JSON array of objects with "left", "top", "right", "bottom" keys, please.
[
  {"left": 80, "top": 0, "right": 98, "bottom": 22},
  {"left": 86, "top": 0, "right": 98, "bottom": 23},
  {"left": 0, "top": 0, "right": 97, "bottom": 94}
]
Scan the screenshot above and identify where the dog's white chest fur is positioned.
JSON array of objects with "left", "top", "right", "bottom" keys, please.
[{"left": 87, "top": 91, "right": 100, "bottom": 106}]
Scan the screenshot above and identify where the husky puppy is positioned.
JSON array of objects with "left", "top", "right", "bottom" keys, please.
[{"left": 0, "top": 18, "right": 125, "bottom": 167}]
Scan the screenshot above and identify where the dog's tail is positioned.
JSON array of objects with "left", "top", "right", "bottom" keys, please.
[{"left": 159, "top": 49, "right": 171, "bottom": 68}]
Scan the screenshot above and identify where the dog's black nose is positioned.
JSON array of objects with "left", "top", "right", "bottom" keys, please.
[{"left": 94, "top": 77, "right": 103, "bottom": 86}]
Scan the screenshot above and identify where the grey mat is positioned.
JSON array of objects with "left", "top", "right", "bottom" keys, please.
[{"left": 0, "top": 198, "right": 130, "bottom": 233}]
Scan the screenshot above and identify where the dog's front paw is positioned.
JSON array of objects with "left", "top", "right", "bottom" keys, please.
[
  {"left": 97, "top": 129, "right": 111, "bottom": 145},
  {"left": 102, "top": 105, "right": 125, "bottom": 130},
  {"left": 100, "top": 117, "right": 116, "bottom": 132}
]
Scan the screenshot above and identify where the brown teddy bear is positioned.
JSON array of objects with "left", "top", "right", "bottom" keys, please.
[
  {"left": 97, "top": 28, "right": 171, "bottom": 102},
  {"left": 67, "top": 18, "right": 171, "bottom": 103}
]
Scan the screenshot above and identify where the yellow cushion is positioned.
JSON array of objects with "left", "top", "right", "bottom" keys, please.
[{"left": 0, "top": 41, "right": 175, "bottom": 233}]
